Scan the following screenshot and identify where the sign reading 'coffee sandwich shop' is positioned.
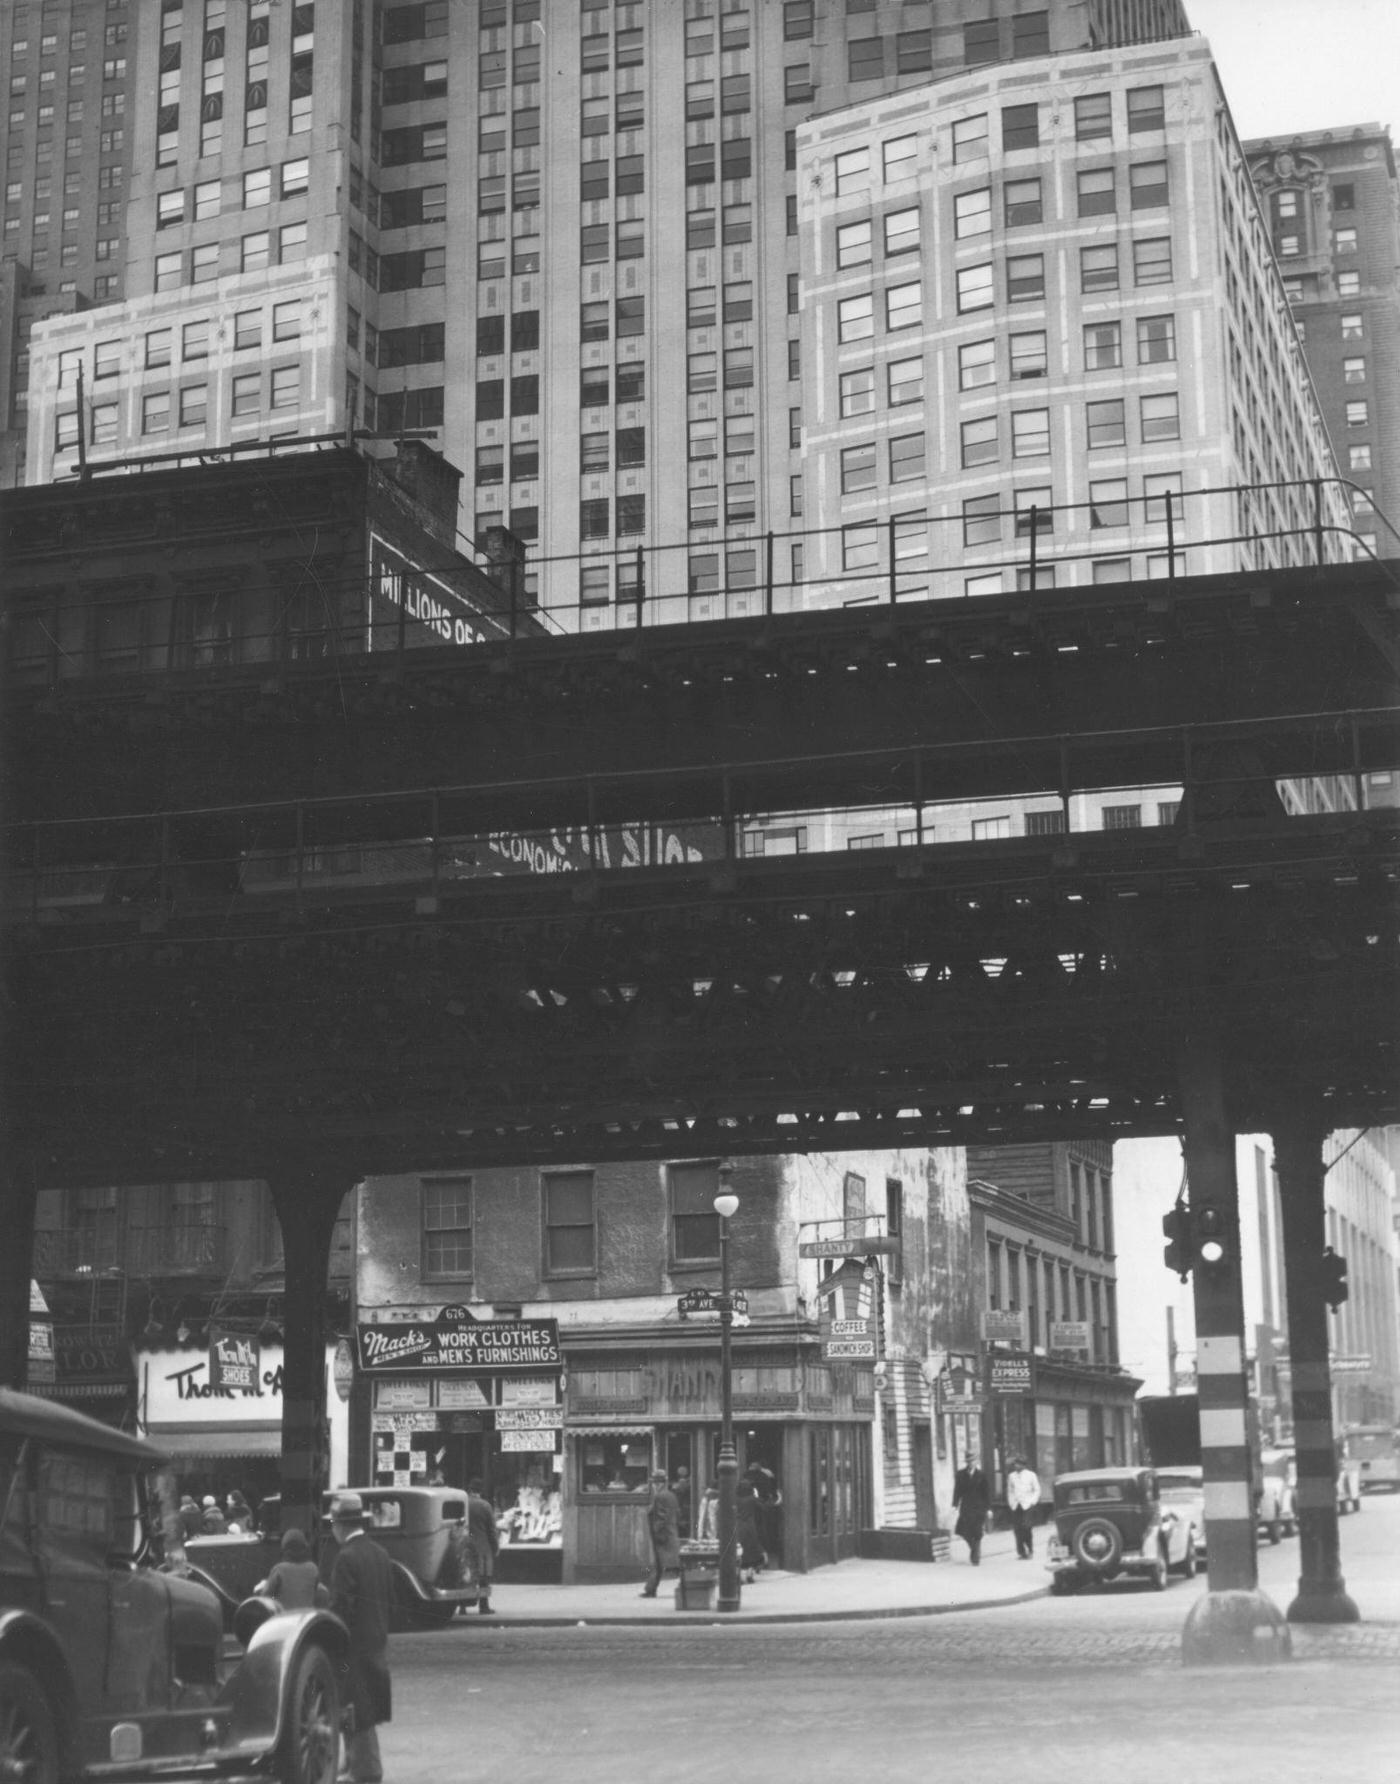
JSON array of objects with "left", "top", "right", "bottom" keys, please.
[{"left": 355, "top": 1306, "right": 562, "bottom": 1375}]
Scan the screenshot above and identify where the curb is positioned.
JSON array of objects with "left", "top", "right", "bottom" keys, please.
[{"left": 450, "top": 1585, "right": 1052, "bottom": 1629}]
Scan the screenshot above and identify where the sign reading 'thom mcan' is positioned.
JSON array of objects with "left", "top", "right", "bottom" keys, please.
[{"left": 355, "top": 1308, "right": 561, "bottom": 1375}]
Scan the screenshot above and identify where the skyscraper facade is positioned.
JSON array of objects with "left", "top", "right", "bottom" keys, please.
[{"left": 19, "top": 0, "right": 1197, "bottom": 626}]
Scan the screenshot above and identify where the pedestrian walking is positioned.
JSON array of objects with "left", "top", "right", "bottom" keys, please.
[
  {"left": 952, "top": 1459, "right": 991, "bottom": 1565},
  {"left": 225, "top": 1489, "right": 252, "bottom": 1533},
  {"left": 328, "top": 1491, "right": 395, "bottom": 1784},
  {"left": 745, "top": 1461, "right": 783, "bottom": 1567},
  {"left": 199, "top": 1495, "right": 227, "bottom": 1535},
  {"left": 696, "top": 1483, "right": 720, "bottom": 1540},
  {"left": 465, "top": 1477, "right": 499, "bottom": 1614},
  {"left": 255, "top": 1525, "right": 328, "bottom": 1610},
  {"left": 178, "top": 1495, "right": 203, "bottom": 1541},
  {"left": 1007, "top": 1457, "right": 1042, "bottom": 1559},
  {"left": 640, "top": 1469, "right": 681, "bottom": 1597},
  {"left": 736, "top": 1476, "right": 766, "bottom": 1582}
]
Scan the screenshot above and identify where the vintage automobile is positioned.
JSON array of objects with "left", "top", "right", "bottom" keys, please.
[
  {"left": 0, "top": 1386, "right": 347, "bottom": 1784},
  {"left": 1154, "top": 1464, "right": 1206, "bottom": 1559},
  {"left": 1267, "top": 1440, "right": 1362, "bottom": 1516},
  {"left": 1046, "top": 1466, "right": 1196, "bottom": 1594},
  {"left": 186, "top": 1485, "right": 483, "bottom": 1630}
]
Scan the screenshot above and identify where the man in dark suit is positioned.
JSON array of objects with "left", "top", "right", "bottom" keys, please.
[
  {"left": 328, "top": 1492, "right": 395, "bottom": 1784},
  {"left": 464, "top": 1478, "right": 499, "bottom": 1614},
  {"left": 952, "top": 1459, "right": 992, "bottom": 1566}
]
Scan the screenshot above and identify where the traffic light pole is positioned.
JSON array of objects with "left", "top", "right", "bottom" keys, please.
[
  {"left": 1272, "top": 1117, "right": 1359, "bottom": 1624},
  {"left": 1176, "top": 1040, "right": 1290, "bottom": 1665}
]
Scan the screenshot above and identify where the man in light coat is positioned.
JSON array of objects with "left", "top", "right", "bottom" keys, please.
[{"left": 1007, "top": 1456, "right": 1042, "bottom": 1559}]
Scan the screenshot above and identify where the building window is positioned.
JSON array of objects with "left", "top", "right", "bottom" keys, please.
[
  {"left": 1090, "top": 479, "right": 1128, "bottom": 528},
  {"left": 1103, "top": 805, "right": 1141, "bottom": 830},
  {"left": 154, "top": 250, "right": 182, "bottom": 290},
  {"left": 1087, "top": 399, "right": 1126, "bottom": 449},
  {"left": 839, "top": 366, "right": 875, "bottom": 418},
  {"left": 1006, "top": 254, "right": 1044, "bottom": 302},
  {"left": 544, "top": 1171, "right": 595, "bottom": 1276},
  {"left": 784, "top": 0, "right": 815, "bottom": 40},
  {"left": 961, "top": 415, "right": 998, "bottom": 468},
  {"left": 1140, "top": 391, "right": 1179, "bottom": 441},
  {"left": 1335, "top": 226, "right": 1358, "bottom": 254},
  {"left": 838, "top": 292, "right": 874, "bottom": 342},
  {"left": 1136, "top": 313, "right": 1176, "bottom": 363},
  {"left": 243, "top": 167, "right": 272, "bottom": 208},
  {"left": 884, "top": 207, "right": 919, "bottom": 257},
  {"left": 1081, "top": 244, "right": 1119, "bottom": 293},
  {"left": 1341, "top": 313, "right": 1363, "bottom": 340},
  {"left": 951, "top": 115, "right": 989, "bottom": 165},
  {"left": 231, "top": 371, "right": 260, "bottom": 417},
  {"left": 888, "top": 356, "right": 923, "bottom": 407},
  {"left": 141, "top": 391, "right": 169, "bottom": 435},
  {"left": 848, "top": 37, "right": 884, "bottom": 82},
  {"left": 1075, "top": 93, "right": 1112, "bottom": 141},
  {"left": 182, "top": 319, "right": 210, "bottom": 361},
  {"left": 954, "top": 187, "right": 991, "bottom": 238},
  {"left": 964, "top": 20, "right": 999, "bottom": 65},
  {"left": 957, "top": 263, "right": 994, "bottom": 313},
  {"left": 835, "top": 147, "right": 870, "bottom": 195},
  {"left": 1004, "top": 178, "right": 1042, "bottom": 227},
  {"left": 178, "top": 383, "right": 207, "bottom": 428},
  {"left": 1130, "top": 160, "right": 1168, "bottom": 209},
  {"left": 841, "top": 442, "right": 877, "bottom": 494},
  {"left": 1012, "top": 408, "right": 1050, "bottom": 460},
  {"left": 959, "top": 340, "right": 995, "bottom": 391},
  {"left": 883, "top": 134, "right": 917, "bottom": 183},
  {"left": 843, "top": 523, "right": 879, "bottom": 571},
  {"left": 270, "top": 364, "right": 299, "bottom": 410},
  {"left": 1077, "top": 167, "right": 1115, "bottom": 216},
  {"left": 837, "top": 219, "right": 872, "bottom": 268},
  {"left": 1343, "top": 355, "right": 1366, "bottom": 383},
  {"left": 885, "top": 281, "right": 921, "bottom": 331},
  {"left": 241, "top": 231, "right": 270, "bottom": 273},
  {"left": 1133, "top": 236, "right": 1172, "bottom": 284},
  {"left": 1337, "top": 270, "right": 1360, "bottom": 298},
  {"left": 1084, "top": 320, "right": 1121, "bottom": 370},
  {"left": 670, "top": 1161, "right": 721, "bottom": 1263},
  {"left": 1127, "top": 85, "right": 1165, "bottom": 132},
  {"left": 157, "top": 190, "right": 185, "bottom": 228},
  {"left": 963, "top": 494, "right": 1001, "bottom": 546},
  {"left": 889, "top": 432, "right": 923, "bottom": 483},
  {"left": 146, "top": 329, "right": 173, "bottom": 369},
  {"left": 1002, "top": 103, "right": 1039, "bottom": 152},
  {"left": 423, "top": 1178, "right": 472, "bottom": 1278},
  {"left": 278, "top": 221, "right": 306, "bottom": 263}
]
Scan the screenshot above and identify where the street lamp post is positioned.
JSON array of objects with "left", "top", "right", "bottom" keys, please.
[{"left": 714, "top": 1168, "right": 741, "bottom": 1613}]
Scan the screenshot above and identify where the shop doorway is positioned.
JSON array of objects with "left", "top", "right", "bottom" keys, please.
[
  {"left": 740, "top": 1426, "right": 785, "bottom": 1567},
  {"left": 807, "top": 1424, "right": 869, "bottom": 1566},
  {"left": 664, "top": 1430, "right": 696, "bottom": 1538}
]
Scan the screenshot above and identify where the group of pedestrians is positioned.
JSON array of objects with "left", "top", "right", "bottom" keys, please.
[
  {"left": 177, "top": 1488, "right": 256, "bottom": 1538},
  {"left": 952, "top": 1457, "right": 1042, "bottom": 1564},
  {"left": 642, "top": 1461, "right": 781, "bottom": 1596}
]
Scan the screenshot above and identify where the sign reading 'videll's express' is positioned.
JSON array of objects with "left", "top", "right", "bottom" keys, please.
[{"left": 355, "top": 1310, "right": 561, "bottom": 1375}]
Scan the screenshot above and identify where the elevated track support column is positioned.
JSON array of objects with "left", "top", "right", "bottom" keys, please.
[
  {"left": 0, "top": 1171, "right": 37, "bottom": 1390},
  {"left": 271, "top": 1170, "right": 347, "bottom": 1542},
  {"left": 1272, "top": 1117, "right": 1359, "bottom": 1625},
  {"left": 1177, "top": 1039, "right": 1291, "bottom": 1667}
]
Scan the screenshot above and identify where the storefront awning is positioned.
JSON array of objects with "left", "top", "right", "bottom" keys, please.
[
  {"left": 32, "top": 1381, "right": 129, "bottom": 1400},
  {"left": 145, "top": 1426, "right": 281, "bottom": 1458}
]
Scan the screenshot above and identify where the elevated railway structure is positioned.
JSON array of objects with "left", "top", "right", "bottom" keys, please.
[{"left": 3, "top": 474, "right": 1398, "bottom": 1638}]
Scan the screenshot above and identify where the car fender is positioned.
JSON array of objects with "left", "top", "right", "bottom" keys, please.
[
  {"left": 219, "top": 1608, "right": 349, "bottom": 1758},
  {"left": 0, "top": 1608, "right": 78, "bottom": 1774},
  {"left": 390, "top": 1557, "right": 442, "bottom": 1604}
]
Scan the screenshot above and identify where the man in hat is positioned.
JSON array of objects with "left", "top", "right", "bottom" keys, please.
[
  {"left": 640, "top": 1469, "right": 681, "bottom": 1598},
  {"left": 328, "top": 1492, "right": 395, "bottom": 1784}
]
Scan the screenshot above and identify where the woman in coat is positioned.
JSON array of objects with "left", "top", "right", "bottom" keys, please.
[{"left": 736, "top": 1477, "right": 766, "bottom": 1582}]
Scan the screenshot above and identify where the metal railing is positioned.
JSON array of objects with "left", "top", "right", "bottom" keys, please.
[{"left": 5, "top": 476, "right": 1393, "bottom": 685}]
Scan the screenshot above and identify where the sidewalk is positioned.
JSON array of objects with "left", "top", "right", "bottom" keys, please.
[{"left": 484, "top": 1524, "right": 1044, "bottom": 1625}]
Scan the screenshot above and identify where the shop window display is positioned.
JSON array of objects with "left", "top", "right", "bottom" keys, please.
[{"left": 578, "top": 1432, "right": 653, "bottom": 1493}]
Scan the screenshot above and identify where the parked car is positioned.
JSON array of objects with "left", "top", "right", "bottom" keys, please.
[
  {"left": 0, "top": 1385, "right": 346, "bottom": 1784},
  {"left": 1268, "top": 1441, "right": 1362, "bottom": 1516},
  {"left": 1046, "top": 1466, "right": 1197, "bottom": 1594},
  {"left": 1154, "top": 1464, "right": 1206, "bottom": 1559},
  {"left": 1257, "top": 1449, "right": 1297, "bottom": 1541},
  {"left": 187, "top": 1485, "right": 484, "bottom": 1629},
  {"left": 1347, "top": 1424, "right": 1400, "bottom": 1494}
]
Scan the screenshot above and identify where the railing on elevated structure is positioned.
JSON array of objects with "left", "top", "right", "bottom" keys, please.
[{"left": 4, "top": 475, "right": 1394, "bottom": 682}]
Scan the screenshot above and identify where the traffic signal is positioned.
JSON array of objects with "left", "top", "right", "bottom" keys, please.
[
  {"left": 1319, "top": 1246, "right": 1349, "bottom": 1311},
  {"left": 1162, "top": 1204, "right": 1192, "bottom": 1280},
  {"left": 1193, "top": 1205, "right": 1231, "bottom": 1273}
]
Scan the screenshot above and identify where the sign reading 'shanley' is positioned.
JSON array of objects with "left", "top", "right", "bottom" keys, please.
[{"left": 356, "top": 1308, "right": 562, "bottom": 1375}]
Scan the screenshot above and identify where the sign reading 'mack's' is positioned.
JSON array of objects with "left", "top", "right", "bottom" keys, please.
[{"left": 355, "top": 1307, "right": 561, "bottom": 1375}]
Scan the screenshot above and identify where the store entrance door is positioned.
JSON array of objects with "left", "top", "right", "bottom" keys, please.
[{"left": 807, "top": 1424, "right": 869, "bottom": 1566}]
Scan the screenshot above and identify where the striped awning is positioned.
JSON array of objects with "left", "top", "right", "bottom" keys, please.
[
  {"left": 144, "top": 1426, "right": 281, "bottom": 1458},
  {"left": 32, "top": 1381, "right": 129, "bottom": 1400}
]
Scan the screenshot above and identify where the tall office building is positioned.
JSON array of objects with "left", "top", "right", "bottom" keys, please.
[
  {"left": 1245, "top": 125, "right": 1400, "bottom": 564},
  {"left": 18, "top": 0, "right": 1197, "bottom": 625}
]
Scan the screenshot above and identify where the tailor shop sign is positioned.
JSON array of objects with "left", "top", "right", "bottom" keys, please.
[{"left": 356, "top": 1307, "right": 562, "bottom": 1376}]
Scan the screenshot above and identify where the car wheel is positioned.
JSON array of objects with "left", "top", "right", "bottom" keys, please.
[
  {"left": 1071, "top": 1518, "right": 1122, "bottom": 1573},
  {"left": 1149, "top": 1549, "right": 1169, "bottom": 1592},
  {"left": 0, "top": 1663, "right": 60, "bottom": 1784},
  {"left": 275, "top": 1644, "right": 340, "bottom": 1784}
]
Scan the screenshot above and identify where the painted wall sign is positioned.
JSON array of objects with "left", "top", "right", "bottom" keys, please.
[
  {"left": 983, "top": 1309, "right": 1029, "bottom": 1345},
  {"left": 496, "top": 1408, "right": 563, "bottom": 1430},
  {"left": 989, "top": 1353, "right": 1034, "bottom": 1395},
  {"left": 1049, "top": 1321, "right": 1091, "bottom": 1351},
  {"left": 800, "top": 1236, "right": 901, "bottom": 1259},
  {"left": 355, "top": 1314, "right": 561, "bottom": 1375},
  {"left": 369, "top": 534, "right": 492, "bottom": 650}
]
